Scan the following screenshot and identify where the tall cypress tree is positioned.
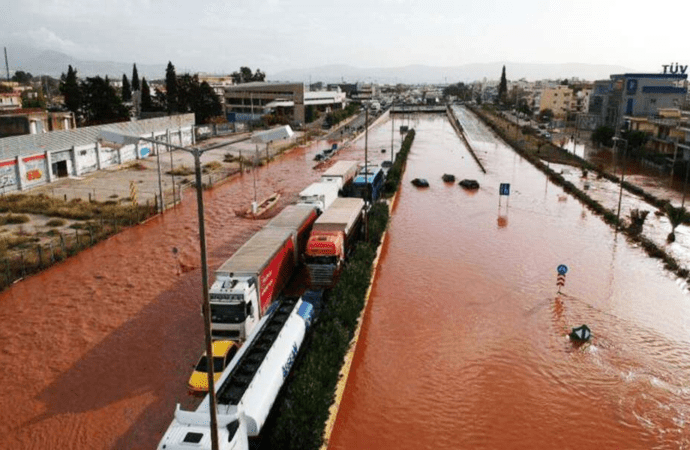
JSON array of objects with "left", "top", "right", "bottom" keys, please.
[
  {"left": 498, "top": 65, "right": 508, "bottom": 104},
  {"left": 165, "top": 61, "right": 178, "bottom": 114},
  {"left": 122, "top": 74, "right": 131, "bottom": 101},
  {"left": 141, "top": 77, "right": 152, "bottom": 111},
  {"left": 59, "top": 65, "right": 82, "bottom": 117},
  {"left": 132, "top": 63, "right": 140, "bottom": 91}
]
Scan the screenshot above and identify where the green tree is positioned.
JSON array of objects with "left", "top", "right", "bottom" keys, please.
[
  {"left": 59, "top": 65, "right": 82, "bottom": 117},
  {"left": 141, "top": 77, "right": 153, "bottom": 111},
  {"left": 591, "top": 125, "right": 615, "bottom": 147},
  {"left": 498, "top": 65, "right": 508, "bottom": 104},
  {"left": 305, "top": 105, "right": 316, "bottom": 123},
  {"left": 621, "top": 129, "right": 650, "bottom": 153},
  {"left": 121, "top": 74, "right": 131, "bottom": 102},
  {"left": 231, "top": 67, "right": 266, "bottom": 84},
  {"left": 11, "top": 70, "right": 33, "bottom": 84},
  {"left": 80, "top": 76, "right": 130, "bottom": 125},
  {"left": 517, "top": 99, "right": 532, "bottom": 116},
  {"left": 165, "top": 61, "right": 178, "bottom": 114},
  {"left": 175, "top": 74, "right": 223, "bottom": 123},
  {"left": 442, "top": 82, "right": 472, "bottom": 101},
  {"left": 665, "top": 204, "right": 689, "bottom": 243},
  {"left": 538, "top": 108, "right": 554, "bottom": 123},
  {"left": 131, "top": 64, "right": 140, "bottom": 91},
  {"left": 20, "top": 89, "right": 46, "bottom": 108}
]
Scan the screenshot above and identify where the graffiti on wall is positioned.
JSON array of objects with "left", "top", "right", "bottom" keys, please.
[
  {"left": 23, "top": 155, "right": 46, "bottom": 185},
  {"left": 0, "top": 160, "right": 17, "bottom": 189}
]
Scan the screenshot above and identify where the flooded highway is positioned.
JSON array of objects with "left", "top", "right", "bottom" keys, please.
[
  {"left": 2, "top": 109, "right": 690, "bottom": 449},
  {"left": 329, "top": 109, "right": 690, "bottom": 449}
]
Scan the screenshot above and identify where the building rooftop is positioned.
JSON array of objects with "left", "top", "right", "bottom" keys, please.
[{"left": 0, "top": 113, "right": 195, "bottom": 161}]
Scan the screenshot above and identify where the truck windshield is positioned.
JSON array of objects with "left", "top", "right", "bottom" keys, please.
[{"left": 210, "top": 303, "right": 246, "bottom": 324}]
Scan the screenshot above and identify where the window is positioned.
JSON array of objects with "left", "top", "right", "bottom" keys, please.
[{"left": 183, "top": 432, "right": 204, "bottom": 443}]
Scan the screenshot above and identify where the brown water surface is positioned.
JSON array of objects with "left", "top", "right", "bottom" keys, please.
[{"left": 329, "top": 110, "right": 690, "bottom": 449}]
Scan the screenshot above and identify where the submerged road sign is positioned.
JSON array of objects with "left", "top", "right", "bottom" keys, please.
[{"left": 556, "top": 264, "right": 568, "bottom": 292}]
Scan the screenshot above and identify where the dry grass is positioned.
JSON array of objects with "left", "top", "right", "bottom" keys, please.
[
  {"left": 46, "top": 218, "right": 67, "bottom": 227},
  {"left": 127, "top": 162, "right": 147, "bottom": 171},
  {"left": 168, "top": 165, "right": 195, "bottom": 176},
  {"left": 0, "top": 214, "right": 31, "bottom": 224},
  {"left": 203, "top": 161, "right": 223, "bottom": 172},
  {"left": 0, "top": 193, "right": 148, "bottom": 223}
]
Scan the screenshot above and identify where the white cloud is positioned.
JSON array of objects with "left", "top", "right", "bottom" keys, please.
[{"left": 22, "top": 27, "right": 102, "bottom": 58}]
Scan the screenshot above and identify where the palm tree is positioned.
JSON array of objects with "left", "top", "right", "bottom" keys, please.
[
  {"left": 665, "top": 204, "right": 689, "bottom": 243},
  {"left": 628, "top": 209, "right": 649, "bottom": 235}
]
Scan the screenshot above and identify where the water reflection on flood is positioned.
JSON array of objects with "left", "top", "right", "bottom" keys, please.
[{"left": 329, "top": 110, "right": 690, "bottom": 449}]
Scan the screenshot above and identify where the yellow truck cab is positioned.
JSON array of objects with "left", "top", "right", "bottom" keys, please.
[{"left": 188, "top": 340, "right": 239, "bottom": 394}]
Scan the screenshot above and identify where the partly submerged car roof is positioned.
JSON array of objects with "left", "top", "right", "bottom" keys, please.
[{"left": 210, "top": 340, "right": 236, "bottom": 357}]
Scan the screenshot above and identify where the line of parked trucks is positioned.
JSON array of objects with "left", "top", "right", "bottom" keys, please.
[{"left": 158, "top": 158, "right": 384, "bottom": 449}]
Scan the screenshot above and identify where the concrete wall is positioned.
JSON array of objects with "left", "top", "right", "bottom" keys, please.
[{"left": 0, "top": 125, "right": 194, "bottom": 193}]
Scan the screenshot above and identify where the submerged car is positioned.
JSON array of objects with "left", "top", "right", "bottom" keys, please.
[{"left": 188, "top": 340, "right": 239, "bottom": 394}]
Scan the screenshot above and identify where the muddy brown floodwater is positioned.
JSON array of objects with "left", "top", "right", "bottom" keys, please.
[
  {"left": 0, "top": 139, "right": 343, "bottom": 449},
  {"left": 329, "top": 111, "right": 690, "bottom": 449}
]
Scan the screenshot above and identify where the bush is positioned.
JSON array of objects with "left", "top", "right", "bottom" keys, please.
[
  {"left": 46, "top": 218, "right": 66, "bottom": 227},
  {"left": 203, "top": 161, "right": 223, "bottom": 172},
  {"left": 2, "top": 214, "right": 30, "bottom": 224},
  {"left": 168, "top": 165, "right": 194, "bottom": 176}
]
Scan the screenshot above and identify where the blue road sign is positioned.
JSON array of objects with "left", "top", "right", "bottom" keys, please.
[
  {"left": 557, "top": 264, "right": 568, "bottom": 275},
  {"left": 500, "top": 183, "right": 510, "bottom": 196},
  {"left": 140, "top": 147, "right": 150, "bottom": 157}
]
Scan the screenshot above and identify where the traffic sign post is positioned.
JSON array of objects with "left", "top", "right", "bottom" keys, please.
[
  {"left": 499, "top": 183, "right": 510, "bottom": 208},
  {"left": 556, "top": 264, "right": 568, "bottom": 293}
]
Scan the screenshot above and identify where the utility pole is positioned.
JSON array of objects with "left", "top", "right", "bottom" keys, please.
[
  {"left": 614, "top": 137, "right": 628, "bottom": 230},
  {"left": 364, "top": 107, "right": 369, "bottom": 240},
  {"left": 391, "top": 109, "right": 394, "bottom": 163},
  {"left": 4, "top": 47, "right": 9, "bottom": 81},
  {"left": 155, "top": 138, "right": 164, "bottom": 213},
  {"left": 169, "top": 149, "right": 176, "bottom": 205}
]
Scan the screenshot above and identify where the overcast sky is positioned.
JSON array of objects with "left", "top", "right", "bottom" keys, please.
[{"left": 1, "top": 0, "right": 686, "bottom": 74}]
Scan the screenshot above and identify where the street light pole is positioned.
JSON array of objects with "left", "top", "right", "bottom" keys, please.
[
  {"left": 614, "top": 137, "right": 628, "bottom": 230},
  {"left": 98, "top": 131, "right": 220, "bottom": 450},
  {"left": 391, "top": 109, "right": 394, "bottom": 163},
  {"left": 192, "top": 148, "right": 220, "bottom": 450},
  {"left": 155, "top": 139, "right": 164, "bottom": 213}
]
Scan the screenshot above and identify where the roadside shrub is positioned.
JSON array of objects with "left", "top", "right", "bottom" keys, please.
[
  {"left": 2, "top": 214, "right": 30, "bottom": 224},
  {"left": 203, "top": 161, "right": 222, "bottom": 173},
  {"left": 168, "top": 165, "right": 194, "bottom": 176},
  {"left": 46, "top": 218, "right": 66, "bottom": 227}
]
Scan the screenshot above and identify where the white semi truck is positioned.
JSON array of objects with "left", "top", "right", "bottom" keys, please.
[{"left": 209, "top": 206, "right": 317, "bottom": 341}]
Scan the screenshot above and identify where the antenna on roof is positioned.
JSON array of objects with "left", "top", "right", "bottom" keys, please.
[{"left": 4, "top": 47, "right": 9, "bottom": 81}]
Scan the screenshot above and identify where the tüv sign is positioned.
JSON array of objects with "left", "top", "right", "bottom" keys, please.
[{"left": 662, "top": 63, "right": 688, "bottom": 74}]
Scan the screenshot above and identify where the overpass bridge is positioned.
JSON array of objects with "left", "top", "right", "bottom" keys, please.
[{"left": 390, "top": 105, "right": 447, "bottom": 114}]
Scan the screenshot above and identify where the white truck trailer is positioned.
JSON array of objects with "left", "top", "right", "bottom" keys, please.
[
  {"left": 158, "top": 296, "right": 314, "bottom": 450},
  {"left": 297, "top": 181, "right": 339, "bottom": 213},
  {"left": 320, "top": 160, "right": 359, "bottom": 191}
]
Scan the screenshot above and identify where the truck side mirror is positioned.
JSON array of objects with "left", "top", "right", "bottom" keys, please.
[{"left": 246, "top": 302, "right": 253, "bottom": 317}]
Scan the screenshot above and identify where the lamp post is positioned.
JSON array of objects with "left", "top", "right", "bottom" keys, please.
[
  {"left": 613, "top": 136, "right": 628, "bottom": 230},
  {"left": 99, "top": 130, "right": 220, "bottom": 450}
]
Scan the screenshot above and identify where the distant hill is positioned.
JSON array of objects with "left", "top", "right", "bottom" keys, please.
[
  {"left": 271, "top": 62, "right": 639, "bottom": 84},
  {"left": 3, "top": 43, "right": 638, "bottom": 83},
  {"left": 4, "top": 43, "right": 166, "bottom": 79}
]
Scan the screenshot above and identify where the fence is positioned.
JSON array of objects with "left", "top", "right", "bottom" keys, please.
[{"left": 0, "top": 210, "right": 153, "bottom": 289}]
